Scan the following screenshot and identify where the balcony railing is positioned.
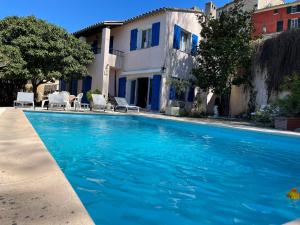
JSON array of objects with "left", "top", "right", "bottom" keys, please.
[
  {"left": 109, "top": 49, "right": 124, "bottom": 57},
  {"left": 91, "top": 47, "right": 124, "bottom": 57}
]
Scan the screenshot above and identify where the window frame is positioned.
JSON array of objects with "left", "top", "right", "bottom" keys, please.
[
  {"left": 291, "top": 18, "right": 299, "bottom": 29},
  {"left": 140, "top": 27, "right": 152, "bottom": 49},
  {"left": 291, "top": 6, "right": 297, "bottom": 14},
  {"left": 276, "top": 20, "right": 283, "bottom": 32},
  {"left": 179, "top": 29, "right": 191, "bottom": 53}
]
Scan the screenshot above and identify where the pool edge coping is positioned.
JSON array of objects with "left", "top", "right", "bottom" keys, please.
[
  {"left": 0, "top": 108, "right": 95, "bottom": 225},
  {"left": 23, "top": 109, "right": 300, "bottom": 138}
]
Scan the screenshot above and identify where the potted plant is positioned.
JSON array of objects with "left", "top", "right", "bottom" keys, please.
[
  {"left": 274, "top": 74, "right": 300, "bottom": 131},
  {"left": 166, "top": 78, "right": 190, "bottom": 116}
]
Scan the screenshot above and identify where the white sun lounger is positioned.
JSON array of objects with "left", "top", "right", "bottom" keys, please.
[
  {"left": 114, "top": 97, "right": 140, "bottom": 112},
  {"left": 14, "top": 92, "right": 35, "bottom": 108},
  {"left": 92, "top": 94, "right": 106, "bottom": 111},
  {"left": 48, "top": 91, "right": 70, "bottom": 110}
]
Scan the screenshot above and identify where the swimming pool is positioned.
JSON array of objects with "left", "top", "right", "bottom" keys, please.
[{"left": 25, "top": 112, "right": 300, "bottom": 225}]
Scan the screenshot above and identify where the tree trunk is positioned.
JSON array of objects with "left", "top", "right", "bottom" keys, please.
[
  {"left": 31, "top": 81, "right": 38, "bottom": 103},
  {"left": 220, "top": 88, "right": 231, "bottom": 117}
]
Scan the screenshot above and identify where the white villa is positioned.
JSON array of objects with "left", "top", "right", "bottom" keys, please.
[
  {"left": 60, "top": 1, "right": 286, "bottom": 116},
  {"left": 61, "top": 7, "right": 202, "bottom": 112}
]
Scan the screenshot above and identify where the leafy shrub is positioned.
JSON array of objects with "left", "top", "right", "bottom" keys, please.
[
  {"left": 86, "top": 89, "right": 101, "bottom": 102},
  {"left": 252, "top": 105, "right": 279, "bottom": 126},
  {"left": 275, "top": 74, "right": 300, "bottom": 117}
]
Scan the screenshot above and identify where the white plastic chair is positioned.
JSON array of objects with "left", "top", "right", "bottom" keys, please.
[
  {"left": 14, "top": 92, "right": 35, "bottom": 109},
  {"left": 92, "top": 94, "right": 106, "bottom": 111},
  {"left": 114, "top": 97, "right": 139, "bottom": 112},
  {"left": 74, "top": 93, "right": 83, "bottom": 111}
]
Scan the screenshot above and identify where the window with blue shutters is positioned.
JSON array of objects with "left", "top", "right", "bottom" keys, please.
[
  {"left": 191, "top": 34, "right": 199, "bottom": 55},
  {"left": 174, "top": 24, "right": 195, "bottom": 54},
  {"left": 130, "top": 29, "right": 138, "bottom": 51},
  {"left": 151, "top": 22, "right": 160, "bottom": 47}
]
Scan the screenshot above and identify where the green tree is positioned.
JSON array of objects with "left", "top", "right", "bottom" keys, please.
[
  {"left": 0, "top": 16, "right": 94, "bottom": 98},
  {"left": 193, "top": 0, "right": 253, "bottom": 115},
  {"left": 0, "top": 44, "right": 26, "bottom": 78}
]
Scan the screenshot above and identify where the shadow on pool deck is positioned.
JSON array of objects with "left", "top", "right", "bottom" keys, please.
[{"left": 0, "top": 108, "right": 95, "bottom": 225}]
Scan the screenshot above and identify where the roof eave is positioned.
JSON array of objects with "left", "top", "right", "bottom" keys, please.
[
  {"left": 254, "top": 2, "right": 296, "bottom": 14},
  {"left": 73, "top": 21, "right": 123, "bottom": 37},
  {"left": 73, "top": 7, "right": 202, "bottom": 37}
]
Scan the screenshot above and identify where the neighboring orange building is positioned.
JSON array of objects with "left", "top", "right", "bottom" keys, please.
[{"left": 253, "top": 1, "right": 300, "bottom": 38}]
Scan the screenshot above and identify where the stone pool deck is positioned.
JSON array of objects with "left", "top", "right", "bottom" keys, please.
[{"left": 0, "top": 108, "right": 95, "bottom": 225}]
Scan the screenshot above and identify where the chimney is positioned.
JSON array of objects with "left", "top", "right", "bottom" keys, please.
[{"left": 205, "top": 1, "right": 217, "bottom": 19}]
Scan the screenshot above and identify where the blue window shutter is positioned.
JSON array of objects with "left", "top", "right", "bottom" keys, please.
[
  {"left": 187, "top": 87, "right": 195, "bottom": 102},
  {"left": 191, "top": 34, "right": 199, "bottom": 55},
  {"left": 169, "top": 85, "right": 176, "bottom": 100},
  {"left": 118, "top": 77, "right": 126, "bottom": 97},
  {"left": 82, "top": 76, "right": 92, "bottom": 103},
  {"left": 130, "top": 80, "right": 136, "bottom": 104},
  {"left": 130, "top": 29, "right": 138, "bottom": 51},
  {"left": 60, "top": 79, "right": 66, "bottom": 91},
  {"left": 151, "top": 22, "right": 160, "bottom": 47},
  {"left": 173, "top": 25, "right": 181, "bottom": 50},
  {"left": 151, "top": 75, "right": 161, "bottom": 110},
  {"left": 71, "top": 80, "right": 78, "bottom": 96}
]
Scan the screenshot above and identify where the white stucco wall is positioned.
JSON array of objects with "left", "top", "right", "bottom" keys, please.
[
  {"left": 229, "top": 85, "right": 249, "bottom": 116},
  {"left": 166, "top": 11, "right": 201, "bottom": 79},
  {"left": 257, "top": 0, "right": 284, "bottom": 9},
  {"left": 163, "top": 11, "right": 202, "bottom": 110},
  {"left": 110, "top": 13, "right": 167, "bottom": 72},
  {"left": 87, "top": 54, "right": 103, "bottom": 91},
  {"left": 164, "top": 10, "right": 201, "bottom": 110}
]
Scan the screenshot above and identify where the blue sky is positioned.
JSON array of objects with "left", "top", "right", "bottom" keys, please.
[{"left": 0, "top": 0, "right": 294, "bottom": 32}]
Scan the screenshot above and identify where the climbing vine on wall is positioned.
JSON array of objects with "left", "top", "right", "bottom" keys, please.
[{"left": 256, "top": 29, "right": 300, "bottom": 95}]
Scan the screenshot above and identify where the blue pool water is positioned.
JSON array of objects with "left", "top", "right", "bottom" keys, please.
[{"left": 25, "top": 112, "right": 300, "bottom": 225}]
